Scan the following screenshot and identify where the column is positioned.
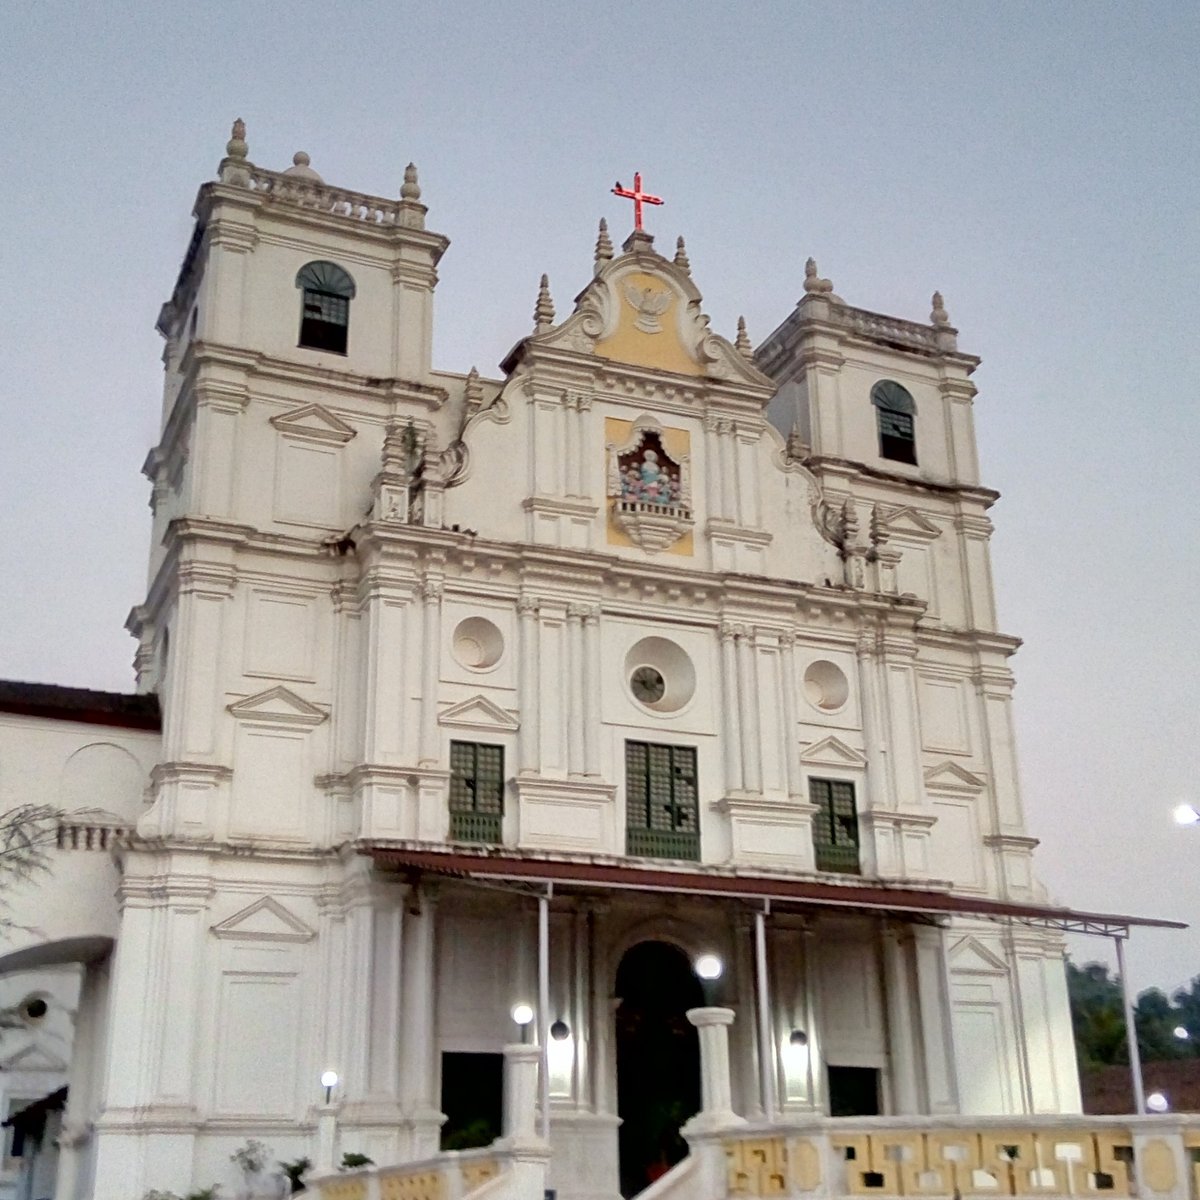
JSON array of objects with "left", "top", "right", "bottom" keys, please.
[
  {"left": 581, "top": 608, "right": 600, "bottom": 776},
  {"left": 719, "top": 622, "right": 743, "bottom": 792},
  {"left": 418, "top": 577, "right": 442, "bottom": 766},
  {"left": 912, "top": 925, "right": 959, "bottom": 1113},
  {"left": 704, "top": 415, "right": 724, "bottom": 519},
  {"left": 518, "top": 597, "right": 540, "bottom": 773},
  {"left": 736, "top": 628, "right": 762, "bottom": 793},
  {"left": 574, "top": 395, "right": 592, "bottom": 498},
  {"left": 882, "top": 924, "right": 921, "bottom": 1114},
  {"left": 360, "top": 576, "right": 411, "bottom": 765},
  {"left": 779, "top": 633, "right": 803, "bottom": 797},
  {"left": 400, "top": 888, "right": 441, "bottom": 1155},
  {"left": 566, "top": 606, "right": 585, "bottom": 776},
  {"left": 685, "top": 1008, "right": 746, "bottom": 1132},
  {"left": 856, "top": 630, "right": 893, "bottom": 811},
  {"left": 564, "top": 394, "right": 580, "bottom": 498}
]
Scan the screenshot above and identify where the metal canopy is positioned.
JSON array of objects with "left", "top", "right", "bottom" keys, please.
[{"left": 362, "top": 845, "right": 1185, "bottom": 937}]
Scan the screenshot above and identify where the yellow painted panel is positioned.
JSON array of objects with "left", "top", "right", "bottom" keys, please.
[
  {"left": 595, "top": 272, "right": 703, "bottom": 377},
  {"left": 604, "top": 416, "right": 694, "bottom": 556}
]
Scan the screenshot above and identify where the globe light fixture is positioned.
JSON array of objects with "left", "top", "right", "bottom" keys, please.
[
  {"left": 511, "top": 1003, "right": 534, "bottom": 1026},
  {"left": 694, "top": 953, "right": 723, "bottom": 981},
  {"left": 1173, "top": 804, "right": 1200, "bottom": 826},
  {"left": 1147, "top": 1091, "right": 1170, "bottom": 1113},
  {"left": 550, "top": 1019, "right": 571, "bottom": 1041},
  {"left": 1175, "top": 1026, "right": 1190, "bottom": 1040},
  {"left": 320, "top": 1070, "right": 338, "bottom": 1104},
  {"left": 789, "top": 1029, "right": 809, "bottom": 1047}
]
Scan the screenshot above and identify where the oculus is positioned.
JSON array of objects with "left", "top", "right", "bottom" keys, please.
[
  {"left": 630, "top": 666, "right": 666, "bottom": 705},
  {"left": 452, "top": 617, "right": 505, "bottom": 670},
  {"left": 803, "top": 660, "right": 850, "bottom": 713},
  {"left": 624, "top": 637, "right": 695, "bottom": 714}
]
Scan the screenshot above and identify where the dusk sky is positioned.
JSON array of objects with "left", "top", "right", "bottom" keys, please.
[{"left": 1, "top": 2, "right": 1197, "bottom": 992}]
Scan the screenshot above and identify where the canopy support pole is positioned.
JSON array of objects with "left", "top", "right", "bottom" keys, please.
[{"left": 1114, "top": 933, "right": 1145, "bottom": 1114}]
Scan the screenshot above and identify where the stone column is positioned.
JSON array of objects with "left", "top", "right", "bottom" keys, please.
[
  {"left": 502, "top": 1044, "right": 544, "bottom": 1149},
  {"left": 418, "top": 578, "right": 443, "bottom": 766},
  {"left": 581, "top": 608, "right": 600, "bottom": 776},
  {"left": 912, "top": 924, "right": 959, "bottom": 1114},
  {"left": 400, "top": 888, "right": 441, "bottom": 1156},
  {"left": 685, "top": 1008, "right": 746, "bottom": 1133},
  {"left": 719, "top": 622, "right": 743, "bottom": 792},
  {"left": 518, "top": 597, "right": 540, "bottom": 774},
  {"left": 736, "top": 628, "right": 762, "bottom": 793},
  {"left": 882, "top": 924, "right": 921, "bottom": 1113},
  {"left": 566, "top": 605, "right": 585, "bottom": 776},
  {"left": 574, "top": 394, "right": 592, "bottom": 499}
]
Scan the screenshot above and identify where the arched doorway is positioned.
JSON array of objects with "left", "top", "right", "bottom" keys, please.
[{"left": 615, "top": 940, "right": 703, "bottom": 1197}]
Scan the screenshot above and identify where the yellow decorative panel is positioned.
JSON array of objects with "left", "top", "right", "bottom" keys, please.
[
  {"left": 726, "top": 1138, "right": 788, "bottom": 1196},
  {"left": 1139, "top": 1139, "right": 1178, "bottom": 1195},
  {"left": 461, "top": 1159, "right": 500, "bottom": 1193},
  {"left": 378, "top": 1168, "right": 445, "bottom": 1200},
  {"left": 595, "top": 272, "right": 702, "bottom": 377},
  {"left": 320, "top": 1180, "right": 367, "bottom": 1200},
  {"left": 604, "top": 417, "right": 694, "bottom": 556}
]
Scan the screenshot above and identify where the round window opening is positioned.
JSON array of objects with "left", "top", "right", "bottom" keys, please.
[
  {"left": 20, "top": 997, "right": 48, "bottom": 1023},
  {"left": 624, "top": 637, "right": 696, "bottom": 713},
  {"left": 452, "top": 617, "right": 504, "bottom": 670},
  {"left": 803, "top": 660, "right": 850, "bottom": 713}
]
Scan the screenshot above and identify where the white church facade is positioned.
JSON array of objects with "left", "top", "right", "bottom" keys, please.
[{"left": 0, "top": 123, "right": 1185, "bottom": 1200}]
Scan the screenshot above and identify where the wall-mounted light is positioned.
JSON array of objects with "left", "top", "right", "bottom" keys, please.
[
  {"left": 550, "top": 1019, "right": 570, "bottom": 1041},
  {"left": 320, "top": 1070, "right": 339, "bottom": 1105}
]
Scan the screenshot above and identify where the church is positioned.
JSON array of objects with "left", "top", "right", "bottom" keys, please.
[{"left": 0, "top": 122, "right": 1185, "bottom": 1200}]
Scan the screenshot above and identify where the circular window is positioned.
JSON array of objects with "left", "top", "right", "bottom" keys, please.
[
  {"left": 803, "top": 660, "right": 850, "bottom": 713},
  {"left": 624, "top": 637, "right": 696, "bottom": 713},
  {"left": 18, "top": 996, "right": 48, "bottom": 1024},
  {"left": 452, "top": 617, "right": 504, "bottom": 670}
]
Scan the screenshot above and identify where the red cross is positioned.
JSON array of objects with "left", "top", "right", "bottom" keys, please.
[{"left": 612, "top": 172, "right": 663, "bottom": 232}]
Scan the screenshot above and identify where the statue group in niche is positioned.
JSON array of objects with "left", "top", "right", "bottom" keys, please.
[{"left": 621, "top": 448, "right": 681, "bottom": 507}]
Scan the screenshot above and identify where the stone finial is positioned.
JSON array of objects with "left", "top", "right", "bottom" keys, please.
[
  {"left": 803, "top": 257, "right": 834, "bottom": 295},
  {"left": 401, "top": 162, "right": 421, "bottom": 201},
  {"left": 735, "top": 316, "right": 753, "bottom": 359},
  {"left": 464, "top": 366, "right": 483, "bottom": 413},
  {"left": 283, "top": 151, "right": 324, "bottom": 182},
  {"left": 931, "top": 290, "right": 951, "bottom": 327},
  {"left": 594, "top": 218, "right": 613, "bottom": 266},
  {"left": 226, "top": 119, "right": 248, "bottom": 158},
  {"left": 534, "top": 274, "right": 556, "bottom": 333},
  {"left": 674, "top": 236, "right": 691, "bottom": 275}
]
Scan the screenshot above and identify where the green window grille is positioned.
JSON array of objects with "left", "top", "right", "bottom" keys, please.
[
  {"left": 871, "top": 379, "right": 918, "bottom": 465},
  {"left": 625, "top": 741, "right": 699, "bottom": 861},
  {"left": 449, "top": 741, "right": 504, "bottom": 844},
  {"left": 810, "top": 778, "right": 861, "bottom": 874}
]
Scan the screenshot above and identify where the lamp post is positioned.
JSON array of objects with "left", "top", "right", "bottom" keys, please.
[
  {"left": 694, "top": 953, "right": 723, "bottom": 1006},
  {"left": 320, "top": 1070, "right": 338, "bottom": 1105},
  {"left": 511, "top": 1003, "right": 534, "bottom": 1043}
]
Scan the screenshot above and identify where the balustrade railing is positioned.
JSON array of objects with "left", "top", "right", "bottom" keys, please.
[{"left": 246, "top": 168, "right": 404, "bottom": 226}]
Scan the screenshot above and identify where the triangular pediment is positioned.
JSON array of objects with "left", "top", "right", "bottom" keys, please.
[
  {"left": 1, "top": 1042, "right": 68, "bottom": 1072},
  {"left": 211, "top": 895, "right": 315, "bottom": 943},
  {"left": 948, "top": 935, "right": 1008, "bottom": 973},
  {"left": 270, "top": 403, "right": 357, "bottom": 444},
  {"left": 924, "top": 761, "right": 986, "bottom": 792},
  {"left": 799, "top": 735, "right": 866, "bottom": 768},
  {"left": 525, "top": 235, "right": 774, "bottom": 394},
  {"left": 227, "top": 685, "right": 328, "bottom": 727},
  {"left": 880, "top": 506, "right": 941, "bottom": 541},
  {"left": 438, "top": 694, "right": 520, "bottom": 732}
]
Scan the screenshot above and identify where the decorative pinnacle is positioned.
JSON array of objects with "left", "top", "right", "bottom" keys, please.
[
  {"left": 673, "top": 236, "right": 691, "bottom": 275},
  {"left": 735, "top": 316, "right": 753, "bottom": 359},
  {"left": 930, "top": 290, "right": 951, "bottom": 327},
  {"left": 594, "top": 218, "right": 613, "bottom": 265},
  {"left": 401, "top": 163, "right": 421, "bottom": 201},
  {"left": 226, "top": 118, "right": 247, "bottom": 159},
  {"left": 464, "top": 366, "right": 483, "bottom": 411},
  {"left": 803, "top": 257, "right": 834, "bottom": 295},
  {"left": 870, "top": 504, "right": 889, "bottom": 547},
  {"left": 534, "top": 274, "right": 556, "bottom": 333}
]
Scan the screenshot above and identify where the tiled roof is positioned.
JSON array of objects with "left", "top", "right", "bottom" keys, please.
[{"left": 0, "top": 680, "right": 160, "bottom": 731}]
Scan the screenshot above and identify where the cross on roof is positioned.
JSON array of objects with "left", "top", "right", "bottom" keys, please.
[{"left": 612, "top": 172, "right": 663, "bottom": 233}]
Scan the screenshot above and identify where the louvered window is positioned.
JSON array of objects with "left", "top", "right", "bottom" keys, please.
[
  {"left": 809, "top": 778, "right": 861, "bottom": 874},
  {"left": 871, "top": 380, "right": 917, "bottom": 465},
  {"left": 625, "top": 741, "right": 699, "bottom": 860},
  {"left": 295, "top": 260, "right": 356, "bottom": 354},
  {"left": 449, "top": 741, "right": 504, "bottom": 843}
]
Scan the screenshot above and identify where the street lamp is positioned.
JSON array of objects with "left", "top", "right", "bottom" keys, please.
[
  {"left": 1173, "top": 804, "right": 1200, "bottom": 826},
  {"left": 320, "top": 1070, "right": 338, "bottom": 1105},
  {"left": 695, "top": 953, "right": 723, "bottom": 1004},
  {"left": 1147, "top": 1091, "right": 1170, "bottom": 1113},
  {"left": 511, "top": 1002, "right": 534, "bottom": 1042}
]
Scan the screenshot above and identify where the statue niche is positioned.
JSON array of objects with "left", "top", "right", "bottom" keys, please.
[{"left": 606, "top": 423, "right": 693, "bottom": 554}]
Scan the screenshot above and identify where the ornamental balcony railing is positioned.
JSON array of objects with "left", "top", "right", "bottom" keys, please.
[
  {"left": 627, "top": 826, "right": 701, "bottom": 862},
  {"left": 814, "top": 841, "right": 862, "bottom": 876},
  {"left": 450, "top": 809, "right": 503, "bottom": 845}
]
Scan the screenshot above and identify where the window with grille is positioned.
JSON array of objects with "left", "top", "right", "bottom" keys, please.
[
  {"left": 449, "top": 741, "right": 504, "bottom": 843},
  {"left": 295, "top": 260, "right": 356, "bottom": 354},
  {"left": 625, "top": 741, "right": 699, "bottom": 860},
  {"left": 871, "top": 380, "right": 917, "bottom": 465},
  {"left": 809, "top": 778, "right": 861, "bottom": 874}
]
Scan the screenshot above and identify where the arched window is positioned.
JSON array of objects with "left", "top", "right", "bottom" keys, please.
[
  {"left": 871, "top": 380, "right": 917, "bottom": 465},
  {"left": 295, "top": 261, "right": 356, "bottom": 354}
]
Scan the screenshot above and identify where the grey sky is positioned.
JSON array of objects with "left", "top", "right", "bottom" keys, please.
[{"left": 1, "top": 2, "right": 1197, "bottom": 993}]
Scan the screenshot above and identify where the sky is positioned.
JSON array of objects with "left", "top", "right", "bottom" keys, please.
[{"left": 1, "top": 2, "right": 1197, "bottom": 993}]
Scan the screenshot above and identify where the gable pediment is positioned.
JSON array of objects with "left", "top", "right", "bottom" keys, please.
[
  {"left": 799, "top": 735, "right": 866, "bottom": 768},
  {"left": 948, "top": 935, "right": 1008, "bottom": 973},
  {"left": 227, "top": 685, "right": 328, "bottom": 727},
  {"left": 270, "top": 403, "right": 357, "bottom": 444},
  {"left": 211, "top": 895, "right": 315, "bottom": 943},
  {"left": 1, "top": 1042, "right": 68, "bottom": 1072},
  {"left": 880, "top": 506, "right": 941, "bottom": 541},
  {"left": 924, "top": 760, "right": 987, "bottom": 793},
  {"left": 438, "top": 694, "right": 520, "bottom": 732}
]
